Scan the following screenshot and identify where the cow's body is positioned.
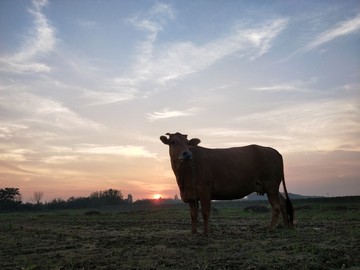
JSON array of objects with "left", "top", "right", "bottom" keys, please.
[{"left": 161, "top": 132, "right": 294, "bottom": 235}]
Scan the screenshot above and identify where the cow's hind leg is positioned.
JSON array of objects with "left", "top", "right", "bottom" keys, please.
[
  {"left": 267, "top": 191, "right": 281, "bottom": 230},
  {"left": 279, "top": 194, "right": 291, "bottom": 227},
  {"left": 189, "top": 200, "right": 198, "bottom": 234}
]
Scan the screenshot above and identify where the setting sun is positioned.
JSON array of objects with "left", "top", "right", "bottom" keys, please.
[{"left": 152, "top": 194, "right": 162, "bottom": 200}]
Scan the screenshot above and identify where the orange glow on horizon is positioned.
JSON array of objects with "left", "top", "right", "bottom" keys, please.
[{"left": 152, "top": 194, "right": 162, "bottom": 200}]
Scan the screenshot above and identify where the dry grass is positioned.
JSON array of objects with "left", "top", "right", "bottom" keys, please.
[{"left": 1, "top": 197, "right": 359, "bottom": 269}]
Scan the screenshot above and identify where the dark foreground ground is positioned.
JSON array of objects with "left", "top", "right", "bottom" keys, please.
[{"left": 1, "top": 197, "right": 359, "bottom": 270}]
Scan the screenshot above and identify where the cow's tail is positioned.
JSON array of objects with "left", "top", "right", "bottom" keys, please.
[{"left": 282, "top": 176, "right": 294, "bottom": 226}]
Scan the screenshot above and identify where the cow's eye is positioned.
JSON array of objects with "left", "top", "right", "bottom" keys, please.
[{"left": 170, "top": 140, "right": 176, "bottom": 145}]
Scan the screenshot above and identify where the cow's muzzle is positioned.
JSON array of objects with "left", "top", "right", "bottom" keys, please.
[{"left": 179, "top": 151, "right": 193, "bottom": 161}]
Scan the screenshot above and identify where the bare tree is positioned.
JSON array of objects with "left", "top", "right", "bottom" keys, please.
[{"left": 32, "top": 191, "right": 44, "bottom": 205}]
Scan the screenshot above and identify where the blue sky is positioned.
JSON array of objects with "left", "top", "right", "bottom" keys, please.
[{"left": 0, "top": 0, "right": 359, "bottom": 201}]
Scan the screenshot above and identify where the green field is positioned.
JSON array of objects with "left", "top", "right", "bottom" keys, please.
[{"left": 1, "top": 197, "right": 359, "bottom": 269}]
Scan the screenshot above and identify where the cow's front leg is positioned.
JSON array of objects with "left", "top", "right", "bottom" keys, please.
[
  {"left": 200, "top": 198, "right": 211, "bottom": 236},
  {"left": 189, "top": 200, "right": 198, "bottom": 234}
]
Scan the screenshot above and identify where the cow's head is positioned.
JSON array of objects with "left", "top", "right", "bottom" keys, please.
[{"left": 160, "top": 132, "right": 201, "bottom": 163}]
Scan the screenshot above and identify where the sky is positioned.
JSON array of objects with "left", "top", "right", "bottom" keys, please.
[{"left": 0, "top": 0, "right": 359, "bottom": 202}]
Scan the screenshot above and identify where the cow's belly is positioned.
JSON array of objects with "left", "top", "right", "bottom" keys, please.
[{"left": 211, "top": 176, "right": 256, "bottom": 200}]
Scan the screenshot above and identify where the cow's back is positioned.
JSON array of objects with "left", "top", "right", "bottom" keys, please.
[{"left": 190, "top": 145, "right": 283, "bottom": 200}]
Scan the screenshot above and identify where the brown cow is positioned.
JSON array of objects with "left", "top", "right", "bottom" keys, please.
[{"left": 160, "top": 132, "right": 294, "bottom": 235}]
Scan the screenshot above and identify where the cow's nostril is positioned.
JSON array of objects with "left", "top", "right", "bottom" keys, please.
[{"left": 179, "top": 151, "right": 192, "bottom": 161}]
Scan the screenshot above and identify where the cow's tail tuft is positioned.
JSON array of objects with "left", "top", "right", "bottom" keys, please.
[{"left": 282, "top": 177, "right": 294, "bottom": 226}]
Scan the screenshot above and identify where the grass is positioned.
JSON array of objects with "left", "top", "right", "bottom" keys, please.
[{"left": 0, "top": 197, "right": 359, "bottom": 269}]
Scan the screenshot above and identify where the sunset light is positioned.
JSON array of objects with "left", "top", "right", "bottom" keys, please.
[{"left": 152, "top": 194, "right": 162, "bottom": 200}]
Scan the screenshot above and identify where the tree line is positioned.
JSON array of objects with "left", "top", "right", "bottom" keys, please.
[{"left": 0, "top": 187, "right": 133, "bottom": 211}]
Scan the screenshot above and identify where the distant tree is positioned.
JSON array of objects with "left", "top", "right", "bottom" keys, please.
[
  {"left": 66, "top": 196, "right": 93, "bottom": 209},
  {"left": 40, "top": 188, "right": 127, "bottom": 210},
  {"left": 0, "top": 187, "right": 20, "bottom": 201},
  {"left": 0, "top": 187, "right": 22, "bottom": 210},
  {"left": 46, "top": 198, "right": 66, "bottom": 209},
  {"left": 90, "top": 188, "right": 124, "bottom": 206},
  {"left": 133, "top": 198, "right": 153, "bottom": 205},
  {"left": 103, "top": 188, "right": 123, "bottom": 204},
  {"left": 31, "top": 191, "right": 44, "bottom": 205}
]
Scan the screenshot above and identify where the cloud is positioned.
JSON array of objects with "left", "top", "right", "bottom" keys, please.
[
  {"left": 128, "top": 3, "right": 175, "bottom": 79},
  {"left": 241, "top": 18, "right": 289, "bottom": 59},
  {"left": 0, "top": 90, "right": 102, "bottom": 130},
  {"left": 76, "top": 144, "right": 157, "bottom": 158},
  {"left": 0, "top": 150, "right": 29, "bottom": 162},
  {"left": 147, "top": 107, "right": 201, "bottom": 121},
  {"left": 251, "top": 79, "right": 315, "bottom": 92},
  {"left": 133, "top": 18, "right": 288, "bottom": 85},
  {"left": 43, "top": 155, "right": 79, "bottom": 164},
  {"left": 76, "top": 7, "right": 288, "bottom": 107},
  {"left": 252, "top": 84, "right": 298, "bottom": 92},
  {"left": 232, "top": 99, "right": 360, "bottom": 152},
  {"left": 0, "top": 0, "right": 56, "bottom": 73},
  {"left": 304, "top": 12, "right": 360, "bottom": 52},
  {"left": 192, "top": 97, "right": 359, "bottom": 154},
  {"left": 282, "top": 12, "right": 360, "bottom": 61},
  {"left": 81, "top": 88, "right": 136, "bottom": 106},
  {"left": 117, "top": 5, "right": 288, "bottom": 97},
  {"left": 191, "top": 128, "right": 292, "bottom": 149},
  {"left": 78, "top": 76, "right": 141, "bottom": 106},
  {"left": 0, "top": 123, "right": 28, "bottom": 139},
  {"left": 129, "top": 2, "right": 175, "bottom": 33}
]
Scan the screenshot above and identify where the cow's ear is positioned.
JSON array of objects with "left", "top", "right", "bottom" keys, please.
[
  {"left": 160, "top": 135, "right": 169, "bottom": 145},
  {"left": 189, "top": 138, "right": 201, "bottom": 146}
]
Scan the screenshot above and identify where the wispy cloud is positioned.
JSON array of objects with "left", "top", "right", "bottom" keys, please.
[
  {"left": 147, "top": 107, "right": 201, "bottom": 121},
  {"left": 74, "top": 145, "right": 157, "bottom": 158},
  {"left": 0, "top": 90, "right": 101, "bottom": 130},
  {"left": 193, "top": 96, "right": 360, "bottom": 153},
  {"left": 252, "top": 79, "right": 315, "bottom": 92},
  {"left": 128, "top": 3, "right": 175, "bottom": 80},
  {"left": 0, "top": 0, "right": 56, "bottom": 73},
  {"left": 0, "top": 149, "right": 29, "bottom": 162},
  {"left": 116, "top": 5, "right": 288, "bottom": 96},
  {"left": 81, "top": 12, "right": 287, "bottom": 106},
  {"left": 81, "top": 88, "right": 136, "bottom": 106},
  {"left": 281, "top": 12, "right": 360, "bottom": 61},
  {"left": 232, "top": 98, "right": 360, "bottom": 152},
  {"left": 0, "top": 123, "right": 28, "bottom": 139},
  {"left": 241, "top": 18, "right": 289, "bottom": 59},
  {"left": 193, "top": 97, "right": 360, "bottom": 153},
  {"left": 133, "top": 18, "right": 288, "bottom": 85},
  {"left": 303, "top": 12, "right": 360, "bottom": 52},
  {"left": 79, "top": 76, "right": 140, "bottom": 106},
  {"left": 252, "top": 84, "right": 298, "bottom": 92}
]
